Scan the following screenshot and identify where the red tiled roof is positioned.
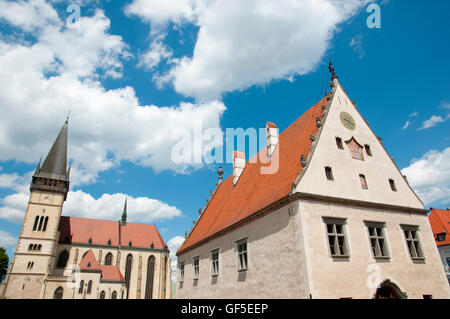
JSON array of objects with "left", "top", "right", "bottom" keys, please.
[
  {"left": 100, "top": 265, "right": 125, "bottom": 282},
  {"left": 78, "top": 250, "right": 125, "bottom": 282},
  {"left": 178, "top": 97, "right": 327, "bottom": 254},
  {"left": 79, "top": 249, "right": 101, "bottom": 271},
  {"left": 429, "top": 209, "right": 450, "bottom": 246},
  {"left": 58, "top": 216, "right": 167, "bottom": 250}
]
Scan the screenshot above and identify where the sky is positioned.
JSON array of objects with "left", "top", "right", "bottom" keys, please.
[{"left": 0, "top": 0, "right": 449, "bottom": 282}]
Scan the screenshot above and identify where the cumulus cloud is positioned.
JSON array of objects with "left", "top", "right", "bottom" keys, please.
[
  {"left": 167, "top": 235, "right": 185, "bottom": 281},
  {"left": 0, "top": 187, "right": 182, "bottom": 224},
  {"left": 401, "top": 147, "right": 450, "bottom": 206},
  {"left": 0, "top": 229, "right": 17, "bottom": 248},
  {"left": 126, "top": 0, "right": 369, "bottom": 100},
  {"left": 0, "top": 1, "right": 226, "bottom": 187},
  {"left": 350, "top": 35, "right": 365, "bottom": 59}
]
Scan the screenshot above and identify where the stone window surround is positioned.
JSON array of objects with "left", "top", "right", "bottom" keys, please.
[
  {"left": 210, "top": 248, "right": 220, "bottom": 277},
  {"left": 322, "top": 217, "right": 350, "bottom": 259},
  {"left": 400, "top": 224, "right": 425, "bottom": 262},
  {"left": 364, "top": 221, "right": 390, "bottom": 260},
  {"left": 193, "top": 256, "right": 200, "bottom": 280},
  {"left": 236, "top": 237, "right": 248, "bottom": 272}
]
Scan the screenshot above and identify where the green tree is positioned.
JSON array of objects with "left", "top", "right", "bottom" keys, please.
[{"left": 0, "top": 247, "right": 9, "bottom": 283}]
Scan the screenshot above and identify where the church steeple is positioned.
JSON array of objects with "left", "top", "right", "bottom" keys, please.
[
  {"left": 30, "top": 119, "right": 70, "bottom": 200},
  {"left": 121, "top": 197, "right": 127, "bottom": 225},
  {"left": 37, "top": 119, "right": 69, "bottom": 181}
]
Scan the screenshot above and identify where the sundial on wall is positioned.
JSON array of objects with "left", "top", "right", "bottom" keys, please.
[{"left": 340, "top": 112, "right": 356, "bottom": 131}]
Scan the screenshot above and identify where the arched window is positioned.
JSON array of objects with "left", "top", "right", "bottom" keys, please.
[
  {"left": 99, "top": 291, "right": 106, "bottom": 299},
  {"left": 87, "top": 280, "right": 93, "bottom": 294},
  {"left": 78, "top": 280, "right": 84, "bottom": 294},
  {"left": 104, "top": 253, "right": 113, "bottom": 266},
  {"left": 111, "top": 291, "right": 117, "bottom": 299},
  {"left": 33, "top": 216, "right": 39, "bottom": 231},
  {"left": 37, "top": 244, "right": 42, "bottom": 251},
  {"left": 28, "top": 244, "right": 33, "bottom": 251},
  {"left": 56, "top": 250, "right": 69, "bottom": 268},
  {"left": 145, "top": 255, "right": 155, "bottom": 299},
  {"left": 42, "top": 216, "right": 49, "bottom": 231},
  {"left": 53, "top": 286, "right": 64, "bottom": 299},
  {"left": 125, "top": 254, "right": 133, "bottom": 299}
]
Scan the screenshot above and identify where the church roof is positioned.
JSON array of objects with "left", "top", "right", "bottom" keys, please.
[
  {"left": 79, "top": 249, "right": 125, "bottom": 282},
  {"left": 34, "top": 119, "right": 69, "bottom": 181},
  {"left": 429, "top": 208, "right": 450, "bottom": 246},
  {"left": 58, "top": 216, "right": 167, "bottom": 250},
  {"left": 177, "top": 96, "right": 327, "bottom": 255}
]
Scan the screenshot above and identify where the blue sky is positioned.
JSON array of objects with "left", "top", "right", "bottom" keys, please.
[{"left": 0, "top": 0, "right": 449, "bottom": 278}]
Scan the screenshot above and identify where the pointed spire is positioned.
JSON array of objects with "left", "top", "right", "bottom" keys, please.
[
  {"left": 36, "top": 119, "right": 68, "bottom": 181},
  {"left": 121, "top": 197, "right": 127, "bottom": 224},
  {"left": 34, "top": 157, "right": 42, "bottom": 175}
]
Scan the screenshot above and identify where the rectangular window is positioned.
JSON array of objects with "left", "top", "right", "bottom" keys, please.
[
  {"left": 389, "top": 179, "right": 397, "bottom": 192},
  {"left": 336, "top": 137, "right": 344, "bottom": 150},
  {"left": 359, "top": 174, "right": 368, "bottom": 190},
  {"left": 211, "top": 249, "right": 219, "bottom": 277},
  {"left": 365, "top": 144, "right": 372, "bottom": 156},
  {"left": 180, "top": 262, "right": 185, "bottom": 282},
  {"left": 193, "top": 257, "right": 199, "bottom": 279},
  {"left": 324, "top": 218, "right": 349, "bottom": 258},
  {"left": 237, "top": 239, "right": 248, "bottom": 271},
  {"left": 436, "top": 233, "right": 446, "bottom": 242},
  {"left": 366, "top": 222, "right": 389, "bottom": 259},
  {"left": 402, "top": 226, "right": 424, "bottom": 260},
  {"left": 325, "top": 166, "right": 334, "bottom": 181}
]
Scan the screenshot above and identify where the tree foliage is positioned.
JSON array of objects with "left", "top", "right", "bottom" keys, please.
[{"left": 0, "top": 247, "right": 9, "bottom": 282}]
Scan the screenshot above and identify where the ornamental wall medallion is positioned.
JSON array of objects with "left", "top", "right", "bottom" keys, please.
[{"left": 340, "top": 112, "right": 356, "bottom": 131}]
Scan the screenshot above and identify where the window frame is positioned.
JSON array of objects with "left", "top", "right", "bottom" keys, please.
[
  {"left": 325, "top": 166, "right": 334, "bottom": 181},
  {"left": 323, "top": 217, "right": 350, "bottom": 259},
  {"left": 401, "top": 225, "right": 425, "bottom": 261},
  {"left": 193, "top": 256, "right": 200, "bottom": 280},
  {"left": 365, "top": 221, "right": 390, "bottom": 260},
  {"left": 210, "top": 248, "right": 220, "bottom": 277},
  {"left": 335, "top": 137, "right": 344, "bottom": 150},
  {"left": 389, "top": 179, "right": 397, "bottom": 192},
  {"left": 236, "top": 238, "right": 248, "bottom": 271},
  {"left": 179, "top": 261, "right": 185, "bottom": 282},
  {"left": 359, "top": 174, "right": 368, "bottom": 190},
  {"left": 364, "top": 144, "right": 372, "bottom": 157}
]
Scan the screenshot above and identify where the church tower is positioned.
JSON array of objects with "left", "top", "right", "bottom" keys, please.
[{"left": 2, "top": 119, "right": 70, "bottom": 299}]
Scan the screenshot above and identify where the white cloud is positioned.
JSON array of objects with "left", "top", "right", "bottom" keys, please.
[
  {"left": 350, "top": 35, "right": 365, "bottom": 59},
  {"left": 0, "top": 229, "right": 17, "bottom": 248},
  {"left": 138, "top": 36, "right": 173, "bottom": 70},
  {"left": 127, "top": 0, "right": 368, "bottom": 100},
  {"left": 402, "top": 120, "right": 410, "bottom": 130},
  {"left": 418, "top": 114, "right": 450, "bottom": 130},
  {"left": 401, "top": 147, "right": 450, "bottom": 206},
  {"left": 167, "top": 235, "right": 185, "bottom": 281},
  {"left": 409, "top": 111, "right": 419, "bottom": 117},
  {"left": 0, "top": 188, "right": 182, "bottom": 224},
  {"left": 0, "top": 1, "right": 226, "bottom": 186}
]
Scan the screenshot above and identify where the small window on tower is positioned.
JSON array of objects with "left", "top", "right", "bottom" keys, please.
[
  {"left": 325, "top": 167, "right": 334, "bottom": 181},
  {"left": 336, "top": 137, "right": 344, "bottom": 150},
  {"left": 389, "top": 179, "right": 397, "bottom": 192},
  {"left": 360, "top": 174, "right": 368, "bottom": 190},
  {"left": 365, "top": 144, "right": 372, "bottom": 156}
]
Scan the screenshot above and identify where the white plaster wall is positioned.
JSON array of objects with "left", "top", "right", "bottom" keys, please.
[
  {"left": 177, "top": 202, "right": 310, "bottom": 299},
  {"left": 299, "top": 200, "right": 450, "bottom": 299},
  {"left": 296, "top": 83, "right": 423, "bottom": 209}
]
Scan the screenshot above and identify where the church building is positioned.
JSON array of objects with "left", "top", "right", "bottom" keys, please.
[
  {"left": 0, "top": 120, "right": 172, "bottom": 299},
  {"left": 176, "top": 64, "right": 450, "bottom": 299}
]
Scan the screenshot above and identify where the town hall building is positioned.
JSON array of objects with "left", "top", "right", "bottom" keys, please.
[
  {"left": 176, "top": 63, "right": 450, "bottom": 299},
  {"left": 0, "top": 120, "right": 172, "bottom": 299}
]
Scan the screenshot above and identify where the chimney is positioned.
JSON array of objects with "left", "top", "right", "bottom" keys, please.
[
  {"left": 233, "top": 151, "right": 246, "bottom": 186},
  {"left": 266, "top": 122, "right": 278, "bottom": 157}
]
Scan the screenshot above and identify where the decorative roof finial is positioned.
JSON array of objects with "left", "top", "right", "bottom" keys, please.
[
  {"left": 217, "top": 166, "right": 224, "bottom": 182},
  {"left": 328, "top": 60, "right": 338, "bottom": 81},
  {"left": 66, "top": 110, "right": 71, "bottom": 123}
]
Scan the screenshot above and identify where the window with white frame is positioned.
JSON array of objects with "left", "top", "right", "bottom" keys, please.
[
  {"left": 366, "top": 222, "right": 389, "bottom": 259},
  {"left": 402, "top": 225, "right": 424, "bottom": 260},
  {"left": 211, "top": 249, "right": 219, "bottom": 277},
  {"left": 193, "top": 257, "right": 199, "bottom": 279},
  {"left": 324, "top": 218, "right": 349, "bottom": 258},
  {"left": 237, "top": 239, "right": 248, "bottom": 271},
  {"left": 179, "top": 262, "right": 185, "bottom": 282}
]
